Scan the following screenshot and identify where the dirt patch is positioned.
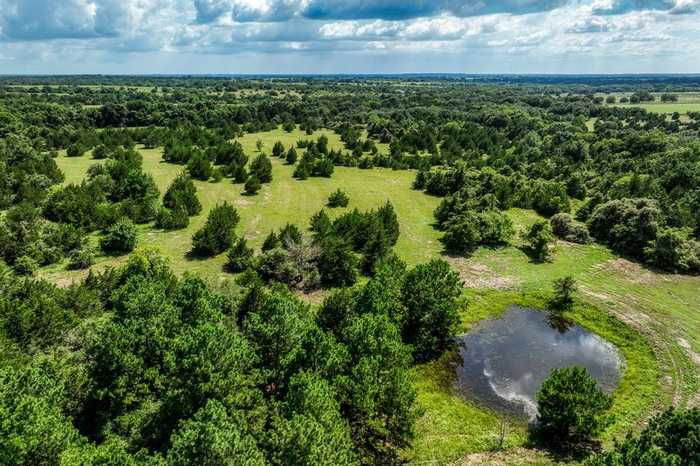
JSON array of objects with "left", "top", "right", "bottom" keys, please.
[
  {"left": 295, "top": 289, "right": 330, "bottom": 306},
  {"left": 234, "top": 198, "right": 253, "bottom": 207},
  {"left": 593, "top": 258, "right": 669, "bottom": 285},
  {"left": 453, "top": 447, "right": 558, "bottom": 466},
  {"left": 445, "top": 257, "right": 521, "bottom": 290}
]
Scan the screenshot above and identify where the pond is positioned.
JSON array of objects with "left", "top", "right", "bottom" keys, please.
[{"left": 456, "top": 306, "right": 624, "bottom": 419}]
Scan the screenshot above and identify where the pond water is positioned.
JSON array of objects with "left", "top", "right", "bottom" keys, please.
[{"left": 456, "top": 306, "right": 623, "bottom": 419}]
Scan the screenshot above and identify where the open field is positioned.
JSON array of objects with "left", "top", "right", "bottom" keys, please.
[
  {"left": 43, "top": 128, "right": 700, "bottom": 465},
  {"left": 604, "top": 92, "right": 700, "bottom": 114},
  {"left": 44, "top": 128, "right": 434, "bottom": 284}
]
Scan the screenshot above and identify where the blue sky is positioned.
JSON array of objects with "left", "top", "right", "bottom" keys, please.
[{"left": 1, "top": 0, "right": 699, "bottom": 74}]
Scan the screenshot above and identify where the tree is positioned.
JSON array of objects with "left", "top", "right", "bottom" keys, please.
[
  {"left": 524, "top": 220, "right": 555, "bottom": 262},
  {"left": 585, "top": 408, "right": 699, "bottom": 466},
  {"left": 272, "top": 141, "right": 285, "bottom": 158},
  {"left": 286, "top": 147, "right": 298, "bottom": 165},
  {"left": 191, "top": 202, "right": 240, "bottom": 256},
  {"left": 67, "top": 247, "right": 95, "bottom": 270},
  {"left": 249, "top": 154, "right": 272, "bottom": 183},
  {"left": 327, "top": 189, "right": 349, "bottom": 208},
  {"left": 100, "top": 217, "right": 137, "bottom": 255},
  {"left": 244, "top": 175, "right": 261, "bottom": 195},
  {"left": 318, "top": 237, "right": 359, "bottom": 287},
  {"left": 187, "top": 151, "right": 213, "bottom": 181},
  {"left": 226, "top": 238, "right": 254, "bottom": 273},
  {"left": 163, "top": 173, "right": 202, "bottom": 216},
  {"left": 551, "top": 276, "right": 577, "bottom": 311},
  {"left": 401, "top": 259, "right": 462, "bottom": 362},
  {"left": 168, "top": 400, "right": 266, "bottom": 466},
  {"left": 535, "top": 366, "right": 612, "bottom": 447}
]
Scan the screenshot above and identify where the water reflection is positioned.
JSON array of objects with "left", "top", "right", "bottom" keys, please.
[{"left": 456, "top": 306, "right": 623, "bottom": 419}]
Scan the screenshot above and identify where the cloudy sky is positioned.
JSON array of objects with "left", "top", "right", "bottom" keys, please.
[{"left": 0, "top": 0, "right": 699, "bottom": 74}]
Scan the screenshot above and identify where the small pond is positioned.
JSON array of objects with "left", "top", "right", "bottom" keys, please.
[{"left": 456, "top": 305, "right": 624, "bottom": 419}]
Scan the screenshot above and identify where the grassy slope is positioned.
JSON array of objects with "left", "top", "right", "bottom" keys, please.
[
  {"left": 45, "top": 127, "right": 699, "bottom": 465},
  {"left": 45, "top": 128, "right": 439, "bottom": 283}
]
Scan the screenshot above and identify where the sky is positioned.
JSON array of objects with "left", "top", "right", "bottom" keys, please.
[{"left": 0, "top": 0, "right": 699, "bottom": 74}]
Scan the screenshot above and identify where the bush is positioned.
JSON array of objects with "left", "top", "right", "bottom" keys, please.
[
  {"left": 13, "top": 255, "right": 38, "bottom": 276},
  {"left": 67, "top": 247, "right": 95, "bottom": 270},
  {"left": 550, "top": 213, "right": 591, "bottom": 244},
  {"left": 187, "top": 152, "right": 213, "bottom": 181},
  {"left": 249, "top": 154, "right": 273, "bottom": 183},
  {"left": 244, "top": 175, "right": 261, "bottom": 195},
  {"left": 644, "top": 227, "right": 700, "bottom": 273},
  {"left": 100, "top": 217, "right": 137, "bottom": 255},
  {"left": 272, "top": 141, "right": 285, "bottom": 158},
  {"left": 226, "top": 238, "right": 254, "bottom": 273},
  {"left": 327, "top": 189, "right": 349, "bottom": 208},
  {"left": 318, "top": 237, "right": 359, "bottom": 287},
  {"left": 401, "top": 259, "right": 461, "bottom": 362},
  {"left": 155, "top": 206, "right": 189, "bottom": 231},
  {"left": 66, "top": 144, "right": 85, "bottom": 157},
  {"left": 163, "top": 173, "right": 201, "bottom": 216},
  {"left": 191, "top": 202, "right": 240, "bottom": 257},
  {"left": 286, "top": 147, "right": 298, "bottom": 164},
  {"left": 535, "top": 367, "right": 612, "bottom": 447},
  {"left": 441, "top": 210, "right": 514, "bottom": 255},
  {"left": 523, "top": 220, "right": 555, "bottom": 262},
  {"left": 584, "top": 408, "right": 699, "bottom": 465}
]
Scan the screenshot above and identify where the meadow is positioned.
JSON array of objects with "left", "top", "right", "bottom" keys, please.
[{"left": 45, "top": 127, "right": 700, "bottom": 465}]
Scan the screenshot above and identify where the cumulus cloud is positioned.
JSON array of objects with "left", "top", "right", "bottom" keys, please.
[
  {"left": 0, "top": 0, "right": 699, "bottom": 73},
  {"left": 591, "top": 0, "right": 698, "bottom": 15}
]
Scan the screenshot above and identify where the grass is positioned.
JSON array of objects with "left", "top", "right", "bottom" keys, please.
[
  {"left": 407, "top": 291, "right": 658, "bottom": 465},
  {"left": 603, "top": 92, "right": 700, "bottom": 115},
  {"left": 44, "top": 127, "right": 439, "bottom": 284},
  {"left": 44, "top": 127, "right": 699, "bottom": 465}
]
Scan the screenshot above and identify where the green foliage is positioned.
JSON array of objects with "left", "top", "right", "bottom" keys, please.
[
  {"left": 13, "top": 255, "right": 38, "bottom": 276},
  {"left": 67, "top": 247, "right": 95, "bottom": 270},
  {"left": 249, "top": 153, "right": 273, "bottom": 183},
  {"left": 244, "top": 175, "right": 261, "bottom": 195},
  {"left": 191, "top": 202, "right": 240, "bottom": 256},
  {"left": 550, "top": 213, "right": 591, "bottom": 244},
  {"left": 155, "top": 205, "right": 190, "bottom": 231},
  {"left": 535, "top": 367, "right": 612, "bottom": 447},
  {"left": 551, "top": 276, "right": 577, "bottom": 311},
  {"left": 585, "top": 408, "right": 700, "bottom": 466},
  {"left": 318, "top": 236, "right": 358, "bottom": 287},
  {"left": 441, "top": 210, "right": 514, "bottom": 255},
  {"left": 187, "top": 151, "right": 213, "bottom": 181},
  {"left": 328, "top": 189, "right": 349, "bottom": 208},
  {"left": 100, "top": 217, "right": 137, "bottom": 255},
  {"left": 523, "top": 220, "right": 556, "bottom": 262},
  {"left": 163, "top": 172, "right": 202, "bottom": 216},
  {"left": 226, "top": 237, "right": 254, "bottom": 273},
  {"left": 272, "top": 141, "right": 285, "bottom": 158},
  {"left": 286, "top": 147, "right": 298, "bottom": 164},
  {"left": 401, "top": 259, "right": 462, "bottom": 362}
]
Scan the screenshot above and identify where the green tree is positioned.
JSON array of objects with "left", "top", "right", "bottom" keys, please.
[
  {"left": 535, "top": 367, "right": 612, "bottom": 447},
  {"left": 163, "top": 173, "right": 201, "bottom": 216},
  {"left": 272, "top": 141, "right": 285, "bottom": 158},
  {"left": 249, "top": 154, "right": 272, "bottom": 183},
  {"left": 551, "top": 276, "right": 577, "bottom": 311},
  {"left": 327, "top": 189, "right": 349, "bottom": 208},
  {"left": 100, "top": 217, "right": 137, "bottom": 255},
  {"left": 286, "top": 147, "right": 298, "bottom": 165},
  {"left": 524, "top": 220, "right": 555, "bottom": 262},
  {"left": 191, "top": 202, "right": 240, "bottom": 256},
  {"left": 401, "top": 259, "right": 461, "bottom": 362},
  {"left": 226, "top": 238, "right": 254, "bottom": 273},
  {"left": 187, "top": 152, "right": 213, "bottom": 181},
  {"left": 244, "top": 175, "right": 261, "bottom": 195},
  {"left": 168, "top": 400, "right": 266, "bottom": 466},
  {"left": 585, "top": 408, "right": 699, "bottom": 466}
]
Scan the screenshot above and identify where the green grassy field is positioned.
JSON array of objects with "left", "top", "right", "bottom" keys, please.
[
  {"left": 44, "top": 128, "right": 435, "bottom": 284},
  {"left": 604, "top": 92, "right": 700, "bottom": 115},
  {"left": 44, "top": 127, "right": 699, "bottom": 465}
]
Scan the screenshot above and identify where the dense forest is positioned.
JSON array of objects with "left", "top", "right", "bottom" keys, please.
[{"left": 1, "top": 75, "right": 698, "bottom": 465}]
